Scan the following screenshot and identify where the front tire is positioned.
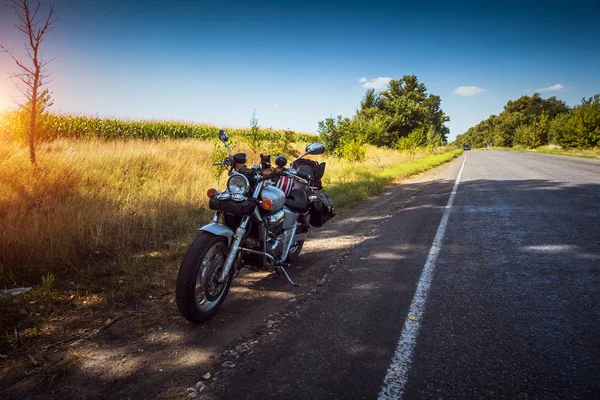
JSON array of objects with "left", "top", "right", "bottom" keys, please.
[{"left": 176, "top": 232, "right": 233, "bottom": 323}]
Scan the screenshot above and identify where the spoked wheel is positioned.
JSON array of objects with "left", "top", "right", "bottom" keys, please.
[{"left": 176, "top": 232, "right": 233, "bottom": 323}]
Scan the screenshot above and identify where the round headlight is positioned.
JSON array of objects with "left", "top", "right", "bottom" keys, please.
[{"left": 227, "top": 174, "right": 249, "bottom": 195}]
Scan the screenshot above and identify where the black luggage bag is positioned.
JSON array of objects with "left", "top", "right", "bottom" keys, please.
[{"left": 309, "top": 192, "right": 335, "bottom": 228}]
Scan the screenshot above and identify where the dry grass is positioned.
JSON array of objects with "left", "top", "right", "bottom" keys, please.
[{"left": 1, "top": 138, "right": 224, "bottom": 283}]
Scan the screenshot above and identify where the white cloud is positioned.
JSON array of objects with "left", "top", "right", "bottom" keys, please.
[
  {"left": 452, "top": 86, "right": 486, "bottom": 96},
  {"left": 358, "top": 77, "right": 392, "bottom": 89},
  {"left": 273, "top": 103, "right": 280, "bottom": 107},
  {"left": 536, "top": 84, "right": 564, "bottom": 92}
]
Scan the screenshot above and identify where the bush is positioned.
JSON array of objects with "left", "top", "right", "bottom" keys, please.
[
  {"left": 318, "top": 115, "right": 349, "bottom": 155},
  {"left": 338, "top": 140, "right": 366, "bottom": 161},
  {"left": 396, "top": 127, "right": 428, "bottom": 153},
  {"left": 265, "top": 129, "right": 300, "bottom": 159},
  {"left": 512, "top": 125, "right": 531, "bottom": 147},
  {"left": 549, "top": 98, "right": 600, "bottom": 148}
]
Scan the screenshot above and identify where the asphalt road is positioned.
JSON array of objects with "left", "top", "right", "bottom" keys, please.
[{"left": 206, "top": 151, "right": 600, "bottom": 400}]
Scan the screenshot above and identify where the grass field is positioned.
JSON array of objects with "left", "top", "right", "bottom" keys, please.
[{"left": 0, "top": 135, "right": 460, "bottom": 351}]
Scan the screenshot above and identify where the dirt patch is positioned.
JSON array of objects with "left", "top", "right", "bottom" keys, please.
[{"left": 0, "top": 162, "right": 452, "bottom": 400}]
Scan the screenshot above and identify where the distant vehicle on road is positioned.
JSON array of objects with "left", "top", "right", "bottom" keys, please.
[{"left": 463, "top": 144, "right": 471, "bottom": 151}]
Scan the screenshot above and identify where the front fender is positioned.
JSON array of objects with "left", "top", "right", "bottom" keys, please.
[{"left": 199, "top": 223, "right": 234, "bottom": 246}]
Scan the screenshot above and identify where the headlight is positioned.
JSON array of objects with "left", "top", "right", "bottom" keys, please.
[{"left": 227, "top": 174, "right": 249, "bottom": 195}]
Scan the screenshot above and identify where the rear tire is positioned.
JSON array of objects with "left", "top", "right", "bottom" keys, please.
[
  {"left": 286, "top": 240, "right": 305, "bottom": 263},
  {"left": 176, "top": 232, "right": 233, "bottom": 323}
]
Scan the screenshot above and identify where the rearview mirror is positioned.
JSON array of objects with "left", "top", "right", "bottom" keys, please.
[
  {"left": 218, "top": 129, "right": 229, "bottom": 142},
  {"left": 305, "top": 142, "right": 325, "bottom": 155}
]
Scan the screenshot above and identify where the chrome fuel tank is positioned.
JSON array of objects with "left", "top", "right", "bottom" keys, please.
[{"left": 260, "top": 185, "right": 286, "bottom": 212}]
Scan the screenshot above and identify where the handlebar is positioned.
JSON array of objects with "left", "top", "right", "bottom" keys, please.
[
  {"left": 282, "top": 170, "right": 310, "bottom": 184},
  {"left": 213, "top": 158, "right": 232, "bottom": 167}
]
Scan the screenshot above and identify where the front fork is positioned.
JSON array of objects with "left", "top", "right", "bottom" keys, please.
[
  {"left": 217, "top": 216, "right": 249, "bottom": 283},
  {"left": 217, "top": 181, "right": 264, "bottom": 283}
]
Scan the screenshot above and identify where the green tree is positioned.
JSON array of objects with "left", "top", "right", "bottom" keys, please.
[
  {"left": 455, "top": 93, "right": 570, "bottom": 148},
  {"left": 319, "top": 75, "right": 450, "bottom": 154}
]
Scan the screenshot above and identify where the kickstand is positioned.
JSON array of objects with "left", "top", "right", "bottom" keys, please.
[{"left": 278, "top": 265, "right": 300, "bottom": 287}]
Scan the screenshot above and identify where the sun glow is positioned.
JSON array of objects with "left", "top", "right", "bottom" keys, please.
[{"left": 0, "top": 88, "right": 13, "bottom": 113}]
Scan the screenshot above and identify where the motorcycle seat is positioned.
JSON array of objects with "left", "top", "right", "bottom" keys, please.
[{"left": 285, "top": 187, "right": 309, "bottom": 212}]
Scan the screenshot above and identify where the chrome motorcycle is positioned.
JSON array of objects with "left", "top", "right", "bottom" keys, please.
[{"left": 176, "top": 129, "right": 335, "bottom": 323}]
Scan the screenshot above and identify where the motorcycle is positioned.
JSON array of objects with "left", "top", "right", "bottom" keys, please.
[{"left": 176, "top": 129, "right": 336, "bottom": 323}]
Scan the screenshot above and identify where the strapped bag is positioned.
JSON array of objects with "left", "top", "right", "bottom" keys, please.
[
  {"left": 309, "top": 192, "right": 336, "bottom": 228},
  {"left": 209, "top": 197, "right": 256, "bottom": 216},
  {"left": 292, "top": 159, "right": 326, "bottom": 190}
]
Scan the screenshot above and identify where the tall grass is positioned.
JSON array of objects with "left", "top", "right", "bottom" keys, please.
[
  {"left": 1, "top": 139, "right": 218, "bottom": 283},
  {"left": 0, "top": 137, "right": 458, "bottom": 285}
]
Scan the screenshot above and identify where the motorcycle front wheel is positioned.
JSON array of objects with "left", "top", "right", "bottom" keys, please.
[{"left": 176, "top": 232, "right": 233, "bottom": 323}]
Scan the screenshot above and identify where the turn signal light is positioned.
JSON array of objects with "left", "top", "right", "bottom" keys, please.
[
  {"left": 207, "top": 188, "right": 219, "bottom": 198},
  {"left": 261, "top": 198, "right": 273, "bottom": 210}
]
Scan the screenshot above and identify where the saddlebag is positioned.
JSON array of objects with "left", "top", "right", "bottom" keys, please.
[
  {"left": 309, "top": 192, "right": 336, "bottom": 228},
  {"left": 209, "top": 198, "right": 256, "bottom": 216}
]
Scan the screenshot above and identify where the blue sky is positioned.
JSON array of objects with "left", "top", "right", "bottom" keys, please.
[{"left": 1, "top": 0, "right": 599, "bottom": 140}]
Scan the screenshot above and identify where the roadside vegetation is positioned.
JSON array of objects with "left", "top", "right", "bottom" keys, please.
[
  {"left": 454, "top": 93, "right": 600, "bottom": 151},
  {"left": 530, "top": 145, "right": 600, "bottom": 158}
]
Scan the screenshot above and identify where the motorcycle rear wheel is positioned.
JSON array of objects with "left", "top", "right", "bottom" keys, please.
[
  {"left": 286, "top": 240, "right": 305, "bottom": 262},
  {"left": 176, "top": 232, "right": 233, "bottom": 323}
]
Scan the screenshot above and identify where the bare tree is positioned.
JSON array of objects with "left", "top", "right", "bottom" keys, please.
[{"left": 1, "top": 0, "right": 56, "bottom": 166}]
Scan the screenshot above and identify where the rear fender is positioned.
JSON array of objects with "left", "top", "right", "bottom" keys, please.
[{"left": 199, "top": 223, "right": 234, "bottom": 246}]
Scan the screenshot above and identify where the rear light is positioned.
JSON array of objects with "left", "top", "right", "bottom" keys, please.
[
  {"left": 261, "top": 198, "right": 273, "bottom": 210},
  {"left": 207, "top": 188, "right": 219, "bottom": 198}
]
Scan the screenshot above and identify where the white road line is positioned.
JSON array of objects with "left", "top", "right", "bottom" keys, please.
[{"left": 378, "top": 154, "right": 468, "bottom": 400}]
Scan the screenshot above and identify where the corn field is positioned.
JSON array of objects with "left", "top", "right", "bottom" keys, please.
[{"left": 0, "top": 112, "right": 316, "bottom": 143}]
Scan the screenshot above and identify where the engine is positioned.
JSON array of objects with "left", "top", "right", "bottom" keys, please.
[
  {"left": 266, "top": 209, "right": 285, "bottom": 258},
  {"left": 267, "top": 232, "right": 286, "bottom": 258}
]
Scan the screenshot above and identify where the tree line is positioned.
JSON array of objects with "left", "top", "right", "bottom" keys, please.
[
  {"left": 318, "top": 75, "right": 450, "bottom": 160},
  {"left": 454, "top": 93, "right": 600, "bottom": 149}
]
